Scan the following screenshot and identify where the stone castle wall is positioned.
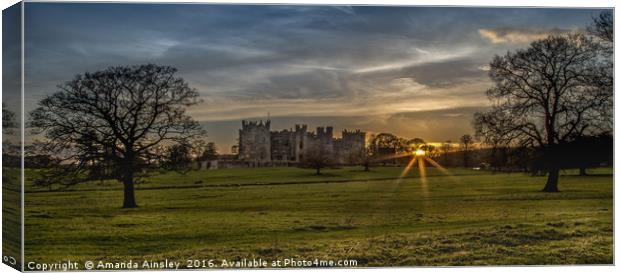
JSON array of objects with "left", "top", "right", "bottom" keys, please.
[
  {"left": 238, "top": 120, "right": 271, "bottom": 166},
  {"left": 237, "top": 120, "right": 365, "bottom": 166}
]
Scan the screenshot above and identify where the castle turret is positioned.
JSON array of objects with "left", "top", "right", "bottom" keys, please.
[{"left": 238, "top": 120, "right": 272, "bottom": 166}]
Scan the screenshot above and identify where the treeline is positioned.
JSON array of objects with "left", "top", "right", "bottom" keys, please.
[{"left": 439, "top": 134, "right": 612, "bottom": 175}]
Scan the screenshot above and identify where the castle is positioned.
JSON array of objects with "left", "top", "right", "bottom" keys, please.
[{"left": 237, "top": 120, "right": 366, "bottom": 167}]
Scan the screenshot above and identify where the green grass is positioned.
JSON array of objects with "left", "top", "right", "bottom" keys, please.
[
  {"left": 2, "top": 167, "right": 22, "bottom": 270},
  {"left": 23, "top": 166, "right": 612, "bottom": 267},
  {"left": 2, "top": 166, "right": 22, "bottom": 269},
  {"left": 25, "top": 166, "right": 479, "bottom": 192}
]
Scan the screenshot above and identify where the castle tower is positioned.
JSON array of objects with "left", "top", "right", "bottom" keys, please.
[
  {"left": 238, "top": 119, "right": 271, "bottom": 166},
  {"left": 293, "top": 124, "right": 308, "bottom": 162},
  {"left": 339, "top": 129, "right": 367, "bottom": 164}
]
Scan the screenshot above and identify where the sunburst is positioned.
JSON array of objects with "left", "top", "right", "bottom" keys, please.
[{"left": 396, "top": 149, "right": 453, "bottom": 195}]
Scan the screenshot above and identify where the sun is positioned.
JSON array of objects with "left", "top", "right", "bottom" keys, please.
[{"left": 414, "top": 149, "right": 426, "bottom": 156}]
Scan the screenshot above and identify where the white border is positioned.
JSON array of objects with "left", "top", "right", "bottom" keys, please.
[{"left": 0, "top": 1, "right": 617, "bottom": 273}]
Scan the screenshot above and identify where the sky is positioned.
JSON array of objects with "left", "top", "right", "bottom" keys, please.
[{"left": 21, "top": 3, "right": 608, "bottom": 152}]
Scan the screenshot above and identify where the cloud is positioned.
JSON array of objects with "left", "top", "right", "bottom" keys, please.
[
  {"left": 478, "top": 27, "right": 571, "bottom": 44},
  {"left": 477, "top": 64, "right": 491, "bottom": 71},
  {"left": 21, "top": 3, "right": 603, "bottom": 149},
  {"left": 353, "top": 46, "right": 477, "bottom": 74},
  {"left": 331, "top": 6, "right": 356, "bottom": 15},
  {"left": 398, "top": 58, "right": 489, "bottom": 88},
  {"left": 187, "top": 78, "right": 490, "bottom": 124}
]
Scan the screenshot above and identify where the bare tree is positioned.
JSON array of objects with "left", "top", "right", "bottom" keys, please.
[
  {"left": 473, "top": 112, "right": 515, "bottom": 172},
  {"left": 2, "top": 104, "right": 20, "bottom": 168},
  {"left": 2, "top": 103, "right": 16, "bottom": 132},
  {"left": 588, "top": 11, "right": 613, "bottom": 44},
  {"left": 301, "top": 143, "right": 332, "bottom": 175},
  {"left": 473, "top": 33, "right": 611, "bottom": 192},
  {"left": 460, "top": 134, "right": 473, "bottom": 168},
  {"left": 162, "top": 142, "right": 194, "bottom": 173},
  {"left": 359, "top": 147, "right": 376, "bottom": 172},
  {"left": 440, "top": 140, "right": 452, "bottom": 166},
  {"left": 587, "top": 11, "right": 613, "bottom": 134},
  {"left": 201, "top": 142, "right": 219, "bottom": 161},
  {"left": 29, "top": 64, "right": 205, "bottom": 208}
]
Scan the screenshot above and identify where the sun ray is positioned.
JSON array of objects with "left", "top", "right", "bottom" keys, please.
[
  {"left": 377, "top": 153, "right": 413, "bottom": 162},
  {"left": 418, "top": 157, "right": 427, "bottom": 182},
  {"left": 418, "top": 157, "right": 429, "bottom": 196},
  {"left": 397, "top": 156, "right": 417, "bottom": 181},
  {"left": 424, "top": 157, "right": 453, "bottom": 177}
]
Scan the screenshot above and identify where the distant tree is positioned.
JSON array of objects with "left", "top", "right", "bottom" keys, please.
[
  {"left": 419, "top": 144, "right": 439, "bottom": 159},
  {"left": 473, "top": 33, "right": 611, "bottom": 192},
  {"left": 2, "top": 104, "right": 20, "bottom": 168},
  {"left": 373, "top": 133, "right": 400, "bottom": 153},
  {"left": 460, "top": 134, "right": 473, "bottom": 168},
  {"left": 302, "top": 143, "right": 333, "bottom": 175},
  {"left": 440, "top": 141, "right": 452, "bottom": 166},
  {"left": 372, "top": 133, "right": 400, "bottom": 165},
  {"left": 406, "top": 138, "right": 426, "bottom": 153},
  {"left": 2, "top": 103, "right": 16, "bottom": 132},
  {"left": 29, "top": 64, "right": 205, "bottom": 208},
  {"left": 473, "top": 115, "right": 512, "bottom": 172},
  {"left": 561, "top": 134, "right": 612, "bottom": 176},
  {"left": 359, "top": 147, "right": 376, "bottom": 172},
  {"left": 162, "top": 143, "right": 194, "bottom": 173},
  {"left": 200, "top": 142, "right": 219, "bottom": 161}
]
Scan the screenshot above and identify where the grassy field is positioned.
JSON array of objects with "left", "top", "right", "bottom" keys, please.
[
  {"left": 2, "top": 167, "right": 21, "bottom": 270},
  {"left": 23, "top": 166, "right": 613, "bottom": 267}
]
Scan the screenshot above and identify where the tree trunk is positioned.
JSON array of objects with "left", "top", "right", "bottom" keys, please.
[
  {"left": 316, "top": 166, "right": 321, "bottom": 175},
  {"left": 542, "top": 143, "right": 560, "bottom": 192},
  {"left": 542, "top": 166, "right": 560, "bottom": 192},
  {"left": 579, "top": 167, "right": 587, "bottom": 176},
  {"left": 122, "top": 174, "right": 138, "bottom": 208},
  {"left": 364, "top": 163, "right": 370, "bottom": 172}
]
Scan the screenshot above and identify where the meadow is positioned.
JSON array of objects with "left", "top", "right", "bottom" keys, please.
[{"left": 23, "top": 166, "right": 613, "bottom": 267}]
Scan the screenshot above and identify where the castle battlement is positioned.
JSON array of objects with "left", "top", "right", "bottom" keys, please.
[
  {"left": 342, "top": 129, "right": 366, "bottom": 138},
  {"left": 241, "top": 119, "right": 271, "bottom": 130},
  {"left": 238, "top": 120, "right": 365, "bottom": 166}
]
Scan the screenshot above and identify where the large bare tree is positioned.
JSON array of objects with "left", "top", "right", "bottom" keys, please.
[
  {"left": 473, "top": 33, "right": 612, "bottom": 192},
  {"left": 29, "top": 64, "right": 204, "bottom": 208}
]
